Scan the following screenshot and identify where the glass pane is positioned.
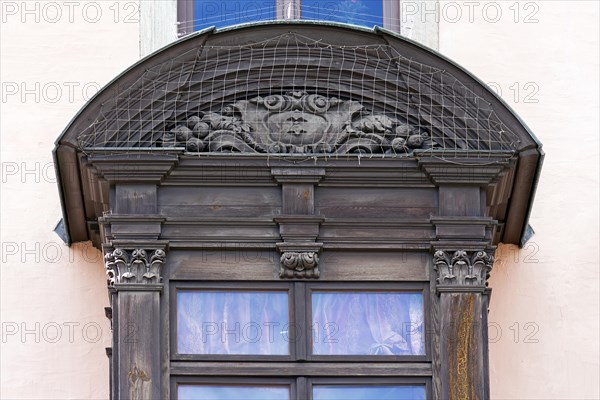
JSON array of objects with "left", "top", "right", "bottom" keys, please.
[
  {"left": 301, "top": 0, "right": 383, "bottom": 28},
  {"left": 178, "top": 290, "right": 289, "bottom": 355},
  {"left": 312, "top": 291, "right": 424, "bottom": 355},
  {"left": 193, "top": 0, "right": 276, "bottom": 31},
  {"left": 313, "top": 385, "right": 426, "bottom": 400},
  {"left": 179, "top": 385, "right": 289, "bottom": 400}
]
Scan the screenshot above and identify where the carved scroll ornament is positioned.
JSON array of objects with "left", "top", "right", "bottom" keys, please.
[
  {"left": 162, "top": 91, "right": 431, "bottom": 154},
  {"left": 105, "top": 248, "right": 166, "bottom": 286},
  {"left": 280, "top": 251, "right": 320, "bottom": 279},
  {"left": 433, "top": 250, "right": 493, "bottom": 289}
]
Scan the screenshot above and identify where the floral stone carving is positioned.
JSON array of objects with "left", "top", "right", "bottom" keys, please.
[
  {"left": 162, "top": 91, "right": 431, "bottom": 154},
  {"left": 433, "top": 250, "right": 494, "bottom": 288},
  {"left": 105, "top": 248, "right": 166, "bottom": 286}
]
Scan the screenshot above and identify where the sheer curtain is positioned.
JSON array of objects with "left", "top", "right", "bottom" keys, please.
[
  {"left": 312, "top": 292, "right": 424, "bottom": 355},
  {"left": 178, "top": 290, "right": 289, "bottom": 355}
]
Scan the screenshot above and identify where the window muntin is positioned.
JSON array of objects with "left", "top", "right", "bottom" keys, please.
[
  {"left": 311, "top": 291, "right": 425, "bottom": 356},
  {"left": 177, "top": 289, "right": 290, "bottom": 355},
  {"left": 178, "top": 384, "right": 290, "bottom": 400},
  {"left": 312, "top": 385, "right": 426, "bottom": 400}
]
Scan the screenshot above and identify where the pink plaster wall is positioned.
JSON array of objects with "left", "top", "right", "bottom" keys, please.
[
  {"left": 1, "top": 1, "right": 140, "bottom": 398},
  {"left": 439, "top": 1, "right": 600, "bottom": 398}
]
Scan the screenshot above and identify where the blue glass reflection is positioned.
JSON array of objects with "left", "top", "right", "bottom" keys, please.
[
  {"left": 313, "top": 385, "right": 426, "bottom": 400},
  {"left": 179, "top": 385, "right": 289, "bottom": 400},
  {"left": 301, "top": 0, "right": 383, "bottom": 28},
  {"left": 193, "top": 0, "right": 276, "bottom": 31},
  {"left": 312, "top": 292, "right": 424, "bottom": 355},
  {"left": 178, "top": 290, "right": 289, "bottom": 355}
]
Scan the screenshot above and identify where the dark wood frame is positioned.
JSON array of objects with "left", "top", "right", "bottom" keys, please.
[
  {"left": 53, "top": 23, "right": 544, "bottom": 400},
  {"left": 90, "top": 154, "right": 504, "bottom": 399}
]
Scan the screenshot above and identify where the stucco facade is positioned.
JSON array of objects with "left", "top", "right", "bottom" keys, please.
[
  {"left": 437, "top": 3, "right": 599, "bottom": 398},
  {"left": 1, "top": 1, "right": 598, "bottom": 399}
]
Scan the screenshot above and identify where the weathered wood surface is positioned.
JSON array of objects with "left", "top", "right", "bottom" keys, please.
[
  {"left": 167, "top": 249, "right": 429, "bottom": 281},
  {"left": 440, "top": 292, "right": 486, "bottom": 400},
  {"left": 117, "top": 291, "right": 161, "bottom": 400},
  {"left": 158, "top": 186, "right": 282, "bottom": 217},
  {"left": 170, "top": 362, "right": 433, "bottom": 376},
  {"left": 315, "top": 187, "right": 437, "bottom": 218}
]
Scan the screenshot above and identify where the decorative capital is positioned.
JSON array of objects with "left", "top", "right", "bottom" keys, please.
[
  {"left": 433, "top": 249, "right": 494, "bottom": 292},
  {"left": 104, "top": 248, "right": 166, "bottom": 287},
  {"left": 280, "top": 251, "right": 320, "bottom": 279}
]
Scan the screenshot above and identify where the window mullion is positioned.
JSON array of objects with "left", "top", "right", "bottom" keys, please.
[
  {"left": 293, "top": 281, "right": 307, "bottom": 360},
  {"left": 296, "top": 376, "right": 308, "bottom": 400}
]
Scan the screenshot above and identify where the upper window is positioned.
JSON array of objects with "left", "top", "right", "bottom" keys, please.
[
  {"left": 181, "top": 0, "right": 396, "bottom": 33},
  {"left": 300, "top": 0, "right": 383, "bottom": 27},
  {"left": 193, "top": 0, "right": 277, "bottom": 31}
]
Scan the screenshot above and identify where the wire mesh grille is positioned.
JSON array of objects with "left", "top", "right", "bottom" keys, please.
[{"left": 77, "top": 32, "right": 520, "bottom": 158}]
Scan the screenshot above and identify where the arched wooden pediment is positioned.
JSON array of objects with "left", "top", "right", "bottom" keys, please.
[
  {"left": 54, "top": 22, "right": 543, "bottom": 246},
  {"left": 72, "top": 28, "right": 525, "bottom": 155}
]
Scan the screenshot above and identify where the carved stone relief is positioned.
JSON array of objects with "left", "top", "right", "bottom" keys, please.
[
  {"left": 162, "top": 91, "right": 431, "bottom": 154},
  {"left": 433, "top": 250, "right": 494, "bottom": 289},
  {"left": 279, "top": 251, "right": 320, "bottom": 279},
  {"left": 105, "top": 248, "right": 166, "bottom": 286}
]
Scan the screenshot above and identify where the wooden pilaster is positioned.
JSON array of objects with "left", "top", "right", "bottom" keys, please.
[{"left": 425, "top": 169, "right": 500, "bottom": 399}]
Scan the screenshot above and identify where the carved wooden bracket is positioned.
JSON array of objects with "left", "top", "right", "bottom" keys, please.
[
  {"left": 433, "top": 249, "right": 494, "bottom": 292},
  {"left": 274, "top": 215, "right": 323, "bottom": 279},
  {"left": 280, "top": 251, "right": 320, "bottom": 279},
  {"left": 105, "top": 248, "right": 166, "bottom": 287}
]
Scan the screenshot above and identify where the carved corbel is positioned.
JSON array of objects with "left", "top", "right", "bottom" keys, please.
[
  {"left": 279, "top": 251, "right": 320, "bottom": 279},
  {"left": 104, "top": 247, "right": 166, "bottom": 286},
  {"left": 274, "top": 215, "right": 324, "bottom": 279},
  {"left": 433, "top": 249, "right": 494, "bottom": 292}
]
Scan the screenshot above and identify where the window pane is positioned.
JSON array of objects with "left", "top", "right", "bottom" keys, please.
[
  {"left": 301, "top": 0, "right": 383, "bottom": 28},
  {"left": 179, "top": 385, "right": 289, "bottom": 400},
  {"left": 313, "top": 385, "right": 426, "bottom": 400},
  {"left": 193, "top": 0, "right": 276, "bottom": 31},
  {"left": 178, "top": 290, "right": 289, "bottom": 355},
  {"left": 312, "top": 291, "right": 424, "bottom": 355}
]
